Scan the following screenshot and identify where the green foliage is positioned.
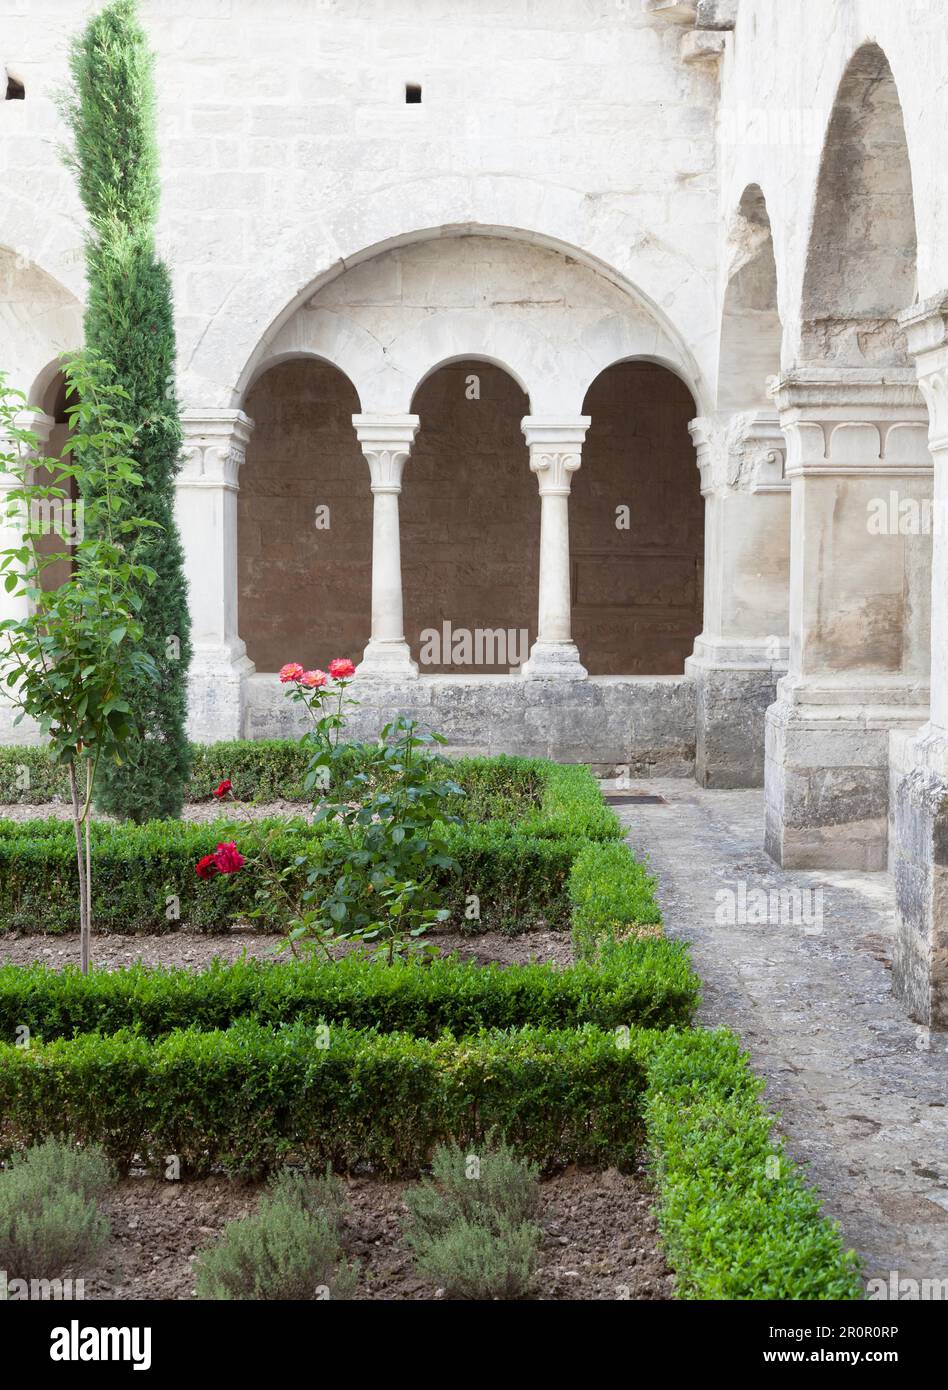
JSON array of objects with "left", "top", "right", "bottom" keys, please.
[
  {"left": 410, "top": 1217, "right": 540, "bottom": 1300},
  {"left": 65, "top": 0, "right": 191, "bottom": 822},
  {"left": 0, "top": 1021, "right": 651, "bottom": 1177},
  {"left": 403, "top": 1138, "right": 541, "bottom": 1299},
  {"left": 643, "top": 1030, "right": 863, "bottom": 1301},
  {"left": 0, "top": 937, "right": 699, "bottom": 1040},
  {"left": 0, "top": 1138, "right": 112, "bottom": 1279},
  {"left": 271, "top": 718, "right": 465, "bottom": 962},
  {"left": 569, "top": 839, "right": 662, "bottom": 958},
  {"left": 195, "top": 1169, "right": 357, "bottom": 1301},
  {"left": 404, "top": 1135, "right": 540, "bottom": 1236}
]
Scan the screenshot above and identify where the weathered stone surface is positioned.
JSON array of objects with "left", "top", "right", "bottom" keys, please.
[
  {"left": 243, "top": 672, "right": 695, "bottom": 773},
  {"left": 615, "top": 779, "right": 948, "bottom": 1286}
]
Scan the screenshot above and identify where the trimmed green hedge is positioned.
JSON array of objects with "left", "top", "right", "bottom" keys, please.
[
  {"left": 0, "top": 813, "right": 657, "bottom": 939},
  {"left": 569, "top": 840, "right": 661, "bottom": 958},
  {"left": 644, "top": 1029, "right": 862, "bottom": 1301},
  {"left": 0, "top": 937, "right": 699, "bottom": 1041},
  {"left": 0, "top": 1021, "right": 650, "bottom": 1177}
]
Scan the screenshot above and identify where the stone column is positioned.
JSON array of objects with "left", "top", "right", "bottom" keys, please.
[
  {"left": 352, "top": 414, "right": 420, "bottom": 678},
  {"left": 891, "top": 293, "right": 948, "bottom": 1028},
  {"left": 684, "top": 410, "right": 790, "bottom": 786},
  {"left": 520, "top": 416, "right": 590, "bottom": 680},
  {"left": 177, "top": 409, "right": 255, "bottom": 741},
  {"left": 764, "top": 370, "right": 932, "bottom": 870},
  {"left": 0, "top": 410, "right": 54, "bottom": 744}
]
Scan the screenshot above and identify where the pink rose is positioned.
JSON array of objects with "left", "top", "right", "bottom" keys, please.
[
  {"left": 328, "top": 658, "right": 356, "bottom": 680},
  {"left": 279, "top": 662, "right": 304, "bottom": 684},
  {"left": 300, "top": 669, "right": 328, "bottom": 689},
  {"left": 213, "top": 841, "right": 245, "bottom": 875}
]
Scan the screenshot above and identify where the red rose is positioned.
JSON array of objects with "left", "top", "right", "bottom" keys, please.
[
  {"left": 328, "top": 658, "right": 356, "bottom": 679},
  {"left": 300, "top": 669, "right": 328, "bottom": 689},
  {"left": 279, "top": 662, "right": 304, "bottom": 684},
  {"left": 213, "top": 841, "right": 245, "bottom": 875},
  {"left": 195, "top": 854, "right": 219, "bottom": 881},
  {"left": 213, "top": 779, "right": 232, "bottom": 799}
]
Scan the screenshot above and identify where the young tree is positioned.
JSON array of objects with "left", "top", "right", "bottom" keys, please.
[
  {"left": 0, "top": 359, "right": 159, "bottom": 973},
  {"left": 64, "top": 0, "right": 192, "bottom": 821}
]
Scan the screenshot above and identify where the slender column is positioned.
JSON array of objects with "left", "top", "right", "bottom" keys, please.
[
  {"left": 764, "top": 369, "right": 932, "bottom": 870},
  {"left": 685, "top": 410, "right": 790, "bottom": 786},
  {"left": 352, "top": 414, "right": 419, "bottom": 678},
  {"left": 520, "top": 416, "right": 590, "bottom": 681},
  {"left": 0, "top": 410, "right": 54, "bottom": 744},
  {"left": 891, "top": 293, "right": 948, "bottom": 1028},
  {"left": 178, "top": 409, "right": 255, "bottom": 740}
]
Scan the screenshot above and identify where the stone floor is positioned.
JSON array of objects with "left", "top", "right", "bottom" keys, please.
[{"left": 610, "top": 778, "right": 948, "bottom": 1291}]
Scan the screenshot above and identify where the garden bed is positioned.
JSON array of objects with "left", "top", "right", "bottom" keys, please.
[{"left": 80, "top": 1166, "right": 673, "bottom": 1301}]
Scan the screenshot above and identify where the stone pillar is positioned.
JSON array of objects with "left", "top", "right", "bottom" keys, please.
[
  {"left": 684, "top": 411, "right": 790, "bottom": 786},
  {"left": 764, "top": 370, "right": 932, "bottom": 870},
  {"left": 352, "top": 414, "right": 420, "bottom": 678},
  {"left": 520, "top": 416, "right": 590, "bottom": 680},
  {"left": 0, "top": 410, "right": 54, "bottom": 744},
  {"left": 178, "top": 409, "right": 255, "bottom": 741},
  {"left": 891, "top": 294, "right": 948, "bottom": 1028}
]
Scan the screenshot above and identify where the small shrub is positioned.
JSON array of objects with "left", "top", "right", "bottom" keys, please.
[
  {"left": 0, "top": 1138, "right": 112, "bottom": 1279},
  {"left": 404, "top": 1135, "right": 540, "bottom": 1239},
  {"left": 411, "top": 1217, "right": 540, "bottom": 1300},
  {"left": 404, "top": 1136, "right": 542, "bottom": 1299},
  {"left": 195, "top": 1171, "right": 357, "bottom": 1301}
]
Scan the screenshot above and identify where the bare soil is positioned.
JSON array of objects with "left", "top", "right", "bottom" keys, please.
[
  {"left": 79, "top": 1166, "right": 672, "bottom": 1301},
  {"left": 0, "top": 928, "right": 573, "bottom": 970}
]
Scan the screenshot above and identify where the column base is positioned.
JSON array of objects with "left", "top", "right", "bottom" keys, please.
[
  {"left": 892, "top": 727, "right": 948, "bottom": 1030},
  {"left": 764, "top": 679, "right": 929, "bottom": 870},
  {"left": 520, "top": 641, "right": 587, "bottom": 681},
  {"left": 686, "top": 638, "right": 788, "bottom": 788},
  {"left": 356, "top": 639, "right": 419, "bottom": 679},
  {"left": 186, "top": 642, "right": 254, "bottom": 742}
]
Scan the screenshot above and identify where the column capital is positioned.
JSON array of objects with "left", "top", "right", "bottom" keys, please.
[
  {"left": 521, "top": 415, "right": 590, "bottom": 495},
  {"left": 899, "top": 291, "right": 948, "bottom": 451},
  {"left": 689, "top": 410, "right": 788, "bottom": 496},
  {"left": 180, "top": 409, "right": 254, "bottom": 491},
  {"left": 0, "top": 410, "right": 56, "bottom": 491},
  {"left": 352, "top": 413, "right": 420, "bottom": 493},
  {"left": 771, "top": 369, "right": 930, "bottom": 479}
]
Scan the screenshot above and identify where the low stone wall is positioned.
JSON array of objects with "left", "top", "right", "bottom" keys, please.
[{"left": 242, "top": 673, "right": 697, "bottom": 776}]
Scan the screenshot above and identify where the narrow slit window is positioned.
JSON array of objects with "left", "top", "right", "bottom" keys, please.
[
  {"left": 5, "top": 74, "right": 25, "bottom": 100},
  {"left": 405, "top": 83, "right": 421, "bottom": 104}
]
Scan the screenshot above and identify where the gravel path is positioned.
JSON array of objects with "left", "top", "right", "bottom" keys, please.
[{"left": 612, "top": 777, "right": 948, "bottom": 1290}]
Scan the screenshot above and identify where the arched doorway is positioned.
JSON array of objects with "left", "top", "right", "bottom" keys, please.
[
  {"left": 572, "top": 361, "right": 702, "bottom": 675},
  {"left": 239, "top": 358, "right": 371, "bottom": 671},
  {"left": 402, "top": 360, "right": 535, "bottom": 673}
]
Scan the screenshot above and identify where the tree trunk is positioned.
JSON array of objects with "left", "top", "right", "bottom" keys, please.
[{"left": 69, "top": 761, "right": 90, "bottom": 975}]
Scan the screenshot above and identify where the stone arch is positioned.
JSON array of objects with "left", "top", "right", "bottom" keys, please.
[
  {"left": 800, "top": 42, "right": 918, "bottom": 368},
  {"left": 203, "top": 214, "right": 710, "bottom": 413},
  {"left": 0, "top": 246, "right": 82, "bottom": 402},
  {"left": 401, "top": 359, "right": 535, "bottom": 673},
  {"left": 238, "top": 357, "right": 372, "bottom": 671},
  {"left": 718, "top": 185, "right": 782, "bottom": 410},
  {"left": 573, "top": 359, "right": 703, "bottom": 675},
  {"left": 242, "top": 308, "right": 385, "bottom": 409}
]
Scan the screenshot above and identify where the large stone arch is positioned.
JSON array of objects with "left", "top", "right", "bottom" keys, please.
[
  {"left": 190, "top": 206, "right": 712, "bottom": 413},
  {"left": 799, "top": 42, "right": 918, "bottom": 368}
]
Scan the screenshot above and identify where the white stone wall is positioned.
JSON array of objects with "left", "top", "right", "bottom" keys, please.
[{"left": 0, "top": 0, "right": 722, "bottom": 411}]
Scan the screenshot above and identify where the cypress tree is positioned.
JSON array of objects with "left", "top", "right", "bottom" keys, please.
[{"left": 64, "top": 0, "right": 192, "bottom": 820}]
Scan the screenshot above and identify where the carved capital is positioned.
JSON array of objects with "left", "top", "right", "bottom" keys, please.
[
  {"left": 772, "top": 370, "right": 930, "bottom": 478},
  {"left": 899, "top": 292, "right": 948, "bottom": 452},
  {"left": 180, "top": 410, "right": 254, "bottom": 492},
  {"left": 689, "top": 411, "right": 787, "bottom": 495},
  {"left": 521, "top": 416, "right": 590, "bottom": 496},
  {"left": 352, "top": 414, "right": 420, "bottom": 493},
  {"left": 0, "top": 410, "right": 56, "bottom": 491}
]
